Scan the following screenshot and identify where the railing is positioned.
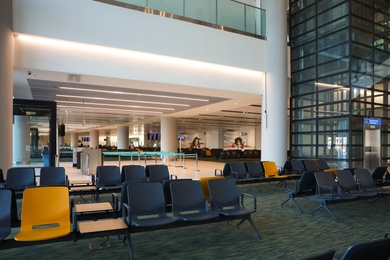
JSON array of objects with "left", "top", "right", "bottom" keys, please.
[{"left": 107, "top": 0, "right": 266, "bottom": 39}]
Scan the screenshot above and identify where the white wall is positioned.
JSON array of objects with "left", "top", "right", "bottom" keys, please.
[{"left": 13, "top": 0, "right": 267, "bottom": 72}]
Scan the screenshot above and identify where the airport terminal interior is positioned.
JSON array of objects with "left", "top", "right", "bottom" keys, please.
[{"left": 1, "top": 0, "right": 390, "bottom": 259}]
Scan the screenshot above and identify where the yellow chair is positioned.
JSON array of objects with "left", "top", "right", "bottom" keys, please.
[
  {"left": 14, "top": 186, "right": 71, "bottom": 241},
  {"left": 262, "top": 161, "right": 289, "bottom": 179},
  {"left": 199, "top": 176, "right": 225, "bottom": 199}
]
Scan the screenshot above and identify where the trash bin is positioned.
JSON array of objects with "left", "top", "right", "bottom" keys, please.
[{"left": 43, "top": 155, "right": 50, "bottom": 167}]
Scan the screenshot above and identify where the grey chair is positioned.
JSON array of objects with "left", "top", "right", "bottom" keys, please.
[
  {"left": 229, "top": 162, "right": 248, "bottom": 180},
  {"left": 303, "top": 159, "right": 319, "bottom": 172},
  {"left": 40, "top": 167, "right": 68, "bottom": 186},
  {"left": 96, "top": 166, "right": 122, "bottom": 202},
  {"left": 123, "top": 181, "right": 177, "bottom": 227},
  {"left": 281, "top": 171, "right": 317, "bottom": 213},
  {"left": 5, "top": 167, "right": 36, "bottom": 197},
  {"left": 0, "top": 189, "right": 12, "bottom": 240},
  {"left": 354, "top": 168, "right": 390, "bottom": 197},
  {"left": 370, "top": 166, "right": 389, "bottom": 185},
  {"left": 121, "top": 165, "right": 147, "bottom": 182},
  {"left": 316, "top": 159, "right": 331, "bottom": 171},
  {"left": 338, "top": 236, "right": 390, "bottom": 260},
  {"left": 336, "top": 170, "right": 377, "bottom": 197},
  {"left": 147, "top": 164, "right": 176, "bottom": 183},
  {"left": 208, "top": 178, "right": 261, "bottom": 240},
  {"left": 301, "top": 249, "right": 336, "bottom": 260},
  {"left": 170, "top": 180, "right": 219, "bottom": 222},
  {"left": 245, "top": 161, "right": 270, "bottom": 184},
  {"left": 312, "top": 172, "right": 359, "bottom": 222},
  {"left": 291, "top": 160, "right": 306, "bottom": 174}
]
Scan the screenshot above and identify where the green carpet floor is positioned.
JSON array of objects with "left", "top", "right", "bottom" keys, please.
[{"left": 2, "top": 182, "right": 390, "bottom": 259}]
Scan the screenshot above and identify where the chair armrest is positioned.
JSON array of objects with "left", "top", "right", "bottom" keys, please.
[
  {"left": 316, "top": 184, "right": 336, "bottom": 198},
  {"left": 283, "top": 179, "right": 298, "bottom": 192},
  {"left": 111, "top": 193, "right": 119, "bottom": 212},
  {"left": 214, "top": 169, "right": 222, "bottom": 176},
  {"left": 230, "top": 171, "right": 238, "bottom": 179},
  {"left": 240, "top": 193, "right": 257, "bottom": 210},
  {"left": 122, "top": 203, "right": 132, "bottom": 225},
  {"left": 91, "top": 175, "right": 95, "bottom": 185},
  {"left": 71, "top": 206, "right": 78, "bottom": 233},
  {"left": 278, "top": 167, "right": 287, "bottom": 175},
  {"left": 70, "top": 195, "right": 75, "bottom": 209}
]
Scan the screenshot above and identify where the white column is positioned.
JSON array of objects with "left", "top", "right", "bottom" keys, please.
[
  {"left": 105, "top": 135, "right": 111, "bottom": 146},
  {"left": 0, "top": 0, "right": 13, "bottom": 173},
  {"left": 70, "top": 132, "right": 78, "bottom": 148},
  {"left": 160, "top": 117, "right": 177, "bottom": 153},
  {"left": 13, "top": 116, "right": 30, "bottom": 165},
  {"left": 117, "top": 125, "right": 129, "bottom": 150},
  {"left": 89, "top": 129, "right": 99, "bottom": 149},
  {"left": 261, "top": 0, "right": 288, "bottom": 166}
]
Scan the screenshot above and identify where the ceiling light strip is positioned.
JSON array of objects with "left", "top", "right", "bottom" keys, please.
[
  {"left": 57, "top": 105, "right": 163, "bottom": 114},
  {"left": 56, "top": 100, "right": 174, "bottom": 111},
  {"left": 56, "top": 94, "right": 189, "bottom": 107},
  {"left": 59, "top": 86, "right": 209, "bottom": 102}
]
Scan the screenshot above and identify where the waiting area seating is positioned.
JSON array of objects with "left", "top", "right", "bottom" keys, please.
[
  {"left": 14, "top": 186, "right": 71, "bottom": 242},
  {"left": 280, "top": 166, "right": 390, "bottom": 222},
  {"left": 5, "top": 167, "right": 36, "bottom": 198}
]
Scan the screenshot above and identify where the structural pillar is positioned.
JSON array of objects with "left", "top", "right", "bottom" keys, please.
[
  {"left": 160, "top": 117, "right": 177, "bottom": 153},
  {"left": 90, "top": 129, "right": 99, "bottom": 149},
  {"left": 261, "top": 0, "right": 288, "bottom": 166},
  {"left": 13, "top": 116, "right": 30, "bottom": 165},
  {"left": 117, "top": 125, "right": 129, "bottom": 150},
  {"left": 70, "top": 132, "right": 78, "bottom": 148},
  {"left": 0, "top": 0, "right": 13, "bottom": 174}
]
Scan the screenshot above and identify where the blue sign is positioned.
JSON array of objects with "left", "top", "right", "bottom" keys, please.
[{"left": 364, "top": 117, "right": 382, "bottom": 126}]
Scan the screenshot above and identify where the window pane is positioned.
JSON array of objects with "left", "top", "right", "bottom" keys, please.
[
  {"left": 290, "top": 17, "right": 316, "bottom": 38},
  {"left": 318, "top": 44, "right": 349, "bottom": 64},
  {"left": 292, "top": 67, "right": 317, "bottom": 83},
  {"left": 291, "top": 107, "right": 316, "bottom": 120},
  {"left": 291, "top": 41, "right": 316, "bottom": 59},
  {"left": 291, "top": 93, "right": 316, "bottom": 109},
  {"left": 291, "top": 119, "right": 317, "bottom": 132},
  {"left": 318, "top": 59, "right": 349, "bottom": 77},
  {"left": 290, "top": 4, "right": 315, "bottom": 26},
  {"left": 351, "top": 28, "right": 373, "bottom": 46},
  {"left": 318, "top": 28, "right": 349, "bottom": 51},
  {"left": 291, "top": 81, "right": 316, "bottom": 96},
  {"left": 291, "top": 54, "right": 316, "bottom": 72},
  {"left": 318, "top": 88, "right": 350, "bottom": 102},
  {"left": 317, "top": 3, "right": 348, "bottom": 27}
]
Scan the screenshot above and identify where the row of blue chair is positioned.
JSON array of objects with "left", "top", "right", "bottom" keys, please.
[
  {"left": 1, "top": 177, "right": 260, "bottom": 260},
  {"left": 2, "top": 167, "right": 68, "bottom": 198},
  {"left": 281, "top": 168, "right": 390, "bottom": 222}
]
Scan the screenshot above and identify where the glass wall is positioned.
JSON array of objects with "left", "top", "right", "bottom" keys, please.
[
  {"left": 13, "top": 99, "right": 57, "bottom": 167},
  {"left": 290, "top": 0, "right": 390, "bottom": 169}
]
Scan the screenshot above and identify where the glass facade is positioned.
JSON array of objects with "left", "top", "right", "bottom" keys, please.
[{"left": 290, "top": 0, "right": 390, "bottom": 169}]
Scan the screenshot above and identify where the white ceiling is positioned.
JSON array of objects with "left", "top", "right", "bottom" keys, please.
[{"left": 13, "top": 68, "right": 262, "bottom": 136}]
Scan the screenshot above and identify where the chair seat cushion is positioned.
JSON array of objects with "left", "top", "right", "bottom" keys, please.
[
  {"left": 217, "top": 207, "right": 255, "bottom": 217},
  {"left": 132, "top": 217, "right": 177, "bottom": 227},
  {"left": 177, "top": 212, "right": 220, "bottom": 222},
  {"left": 14, "top": 224, "right": 71, "bottom": 241}
]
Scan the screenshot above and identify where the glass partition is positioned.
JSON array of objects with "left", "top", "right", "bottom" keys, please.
[{"left": 113, "top": 0, "right": 266, "bottom": 38}]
